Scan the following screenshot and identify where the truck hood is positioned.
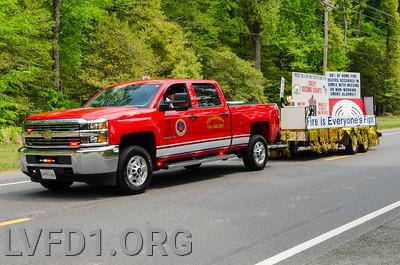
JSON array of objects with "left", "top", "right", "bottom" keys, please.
[{"left": 27, "top": 106, "right": 144, "bottom": 121}]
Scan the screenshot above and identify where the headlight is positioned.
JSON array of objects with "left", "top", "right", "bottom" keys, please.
[
  {"left": 80, "top": 120, "right": 107, "bottom": 131},
  {"left": 80, "top": 119, "right": 108, "bottom": 146}
]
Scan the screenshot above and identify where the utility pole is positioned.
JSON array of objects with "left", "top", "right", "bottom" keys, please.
[{"left": 322, "top": 0, "right": 331, "bottom": 73}]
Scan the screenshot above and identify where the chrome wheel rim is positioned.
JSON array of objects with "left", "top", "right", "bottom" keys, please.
[
  {"left": 126, "top": 155, "right": 148, "bottom": 187},
  {"left": 364, "top": 135, "right": 369, "bottom": 149},
  {"left": 253, "top": 141, "right": 266, "bottom": 165},
  {"left": 352, "top": 135, "right": 358, "bottom": 152}
]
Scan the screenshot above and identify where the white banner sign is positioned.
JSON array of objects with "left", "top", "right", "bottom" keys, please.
[
  {"left": 326, "top": 72, "right": 361, "bottom": 98},
  {"left": 306, "top": 115, "right": 376, "bottom": 129},
  {"left": 292, "top": 72, "right": 329, "bottom": 116}
]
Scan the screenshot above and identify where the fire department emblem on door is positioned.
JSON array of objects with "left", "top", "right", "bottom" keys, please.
[{"left": 175, "top": 119, "right": 186, "bottom": 136}]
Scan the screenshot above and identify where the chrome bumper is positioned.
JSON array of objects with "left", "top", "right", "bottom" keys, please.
[{"left": 18, "top": 145, "right": 119, "bottom": 175}]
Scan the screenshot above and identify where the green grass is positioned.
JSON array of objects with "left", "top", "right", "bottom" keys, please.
[
  {"left": 377, "top": 116, "right": 400, "bottom": 130},
  {"left": 0, "top": 144, "right": 20, "bottom": 172}
]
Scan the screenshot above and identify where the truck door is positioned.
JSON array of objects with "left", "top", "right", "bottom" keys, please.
[
  {"left": 189, "top": 82, "right": 232, "bottom": 153},
  {"left": 157, "top": 82, "right": 202, "bottom": 159}
]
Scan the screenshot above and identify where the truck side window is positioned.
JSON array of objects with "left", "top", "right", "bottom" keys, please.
[
  {"left": 162, "top": 83, "right": 191, "bottom": 108},
  {"left": 192, "top": 83, "right": 222, "bottom": 108}
]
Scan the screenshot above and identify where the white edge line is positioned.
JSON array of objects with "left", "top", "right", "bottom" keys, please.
[
  {"left": 255, "top": 199, "right": 400, "bottom": 265},
  {"left": 0, "top": 181, "right": 31, "bottom": 187}
]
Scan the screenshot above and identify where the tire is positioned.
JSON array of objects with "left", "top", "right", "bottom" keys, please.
[
  {"left": 288, "top": 142, "right": 299, "bottom": 157},
  {"left": 117, "top": 146, "right": 153, "bottom": 195},
  {"left": 345, "top": 132, "right": 358, "bottom": 155},
  {"left": 243, "top": 134, "right": 268, "bottom": 171},
  {"left": 184, "top": 164, "right": 201, "bottom": 170},
  {"left": 358, "top": 133, "right": 369, "bottom": 153},
  {"left": 40, "top": 181, "right": 73, "bottom": 191}
]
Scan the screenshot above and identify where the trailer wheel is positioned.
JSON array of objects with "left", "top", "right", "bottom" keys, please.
[
  {"left": 289, "top": 142, "right": 299, "bottom": 157},
  {"left": 40, "top": 181, "right": 73, "bottom": 191},
  {"left": 243, "top": 134, "right": 268, "bottom": 171},
  {"left": 358, "top": 132, "right": 369, "bottom": 153},
  {"left": 345, "top": 132, "right": 358, "bottom": 155},
  {"left": 117, "top": 145, "right": 153, "bottom": 195}
]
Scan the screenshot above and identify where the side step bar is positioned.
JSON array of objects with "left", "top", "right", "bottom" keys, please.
[{"left": 166, "top": 154, "right": 237, "bottom": 169}]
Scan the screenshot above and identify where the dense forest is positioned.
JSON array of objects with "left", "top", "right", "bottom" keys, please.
[{"left": 1, "top": 0, "right": 400, "bottom": 126}]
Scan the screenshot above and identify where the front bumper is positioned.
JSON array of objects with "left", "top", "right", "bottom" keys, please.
[{"left": 18, "top": 145, "right": 119, "bottom": 183}]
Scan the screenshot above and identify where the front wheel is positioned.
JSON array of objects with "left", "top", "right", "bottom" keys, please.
[
  {"left": 117, "top": 146, "right": 153, "bottom": 195},
  {"left": 40, "top": 181, "right": 73, "bottom": 191},
  {"left": 345, "top": 132, "right": 358, "bottom": 155},
  {"left": 243, "top": 134, "right": 268, "bottom": 171}
]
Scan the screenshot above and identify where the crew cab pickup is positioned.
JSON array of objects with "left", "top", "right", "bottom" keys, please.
[{"left": 19, "top": 79, "right": 280, "bottom": 194}]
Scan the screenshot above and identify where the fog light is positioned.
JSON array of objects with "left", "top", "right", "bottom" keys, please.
[{"left": 97, "top": 136, "right": 107, "bottom": 143}]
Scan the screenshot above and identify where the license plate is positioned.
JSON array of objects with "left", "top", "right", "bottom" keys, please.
[{"left": 40, "top": 169, "right": 56, "bottom": 180}]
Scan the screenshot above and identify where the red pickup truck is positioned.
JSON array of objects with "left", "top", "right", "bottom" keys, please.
[{"left": 19, "top": 79, "right": 280, "bottom": 194}]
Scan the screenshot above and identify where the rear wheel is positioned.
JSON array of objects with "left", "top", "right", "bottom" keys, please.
[
  {"left": 345, "top": 132, "right": 358, "bottom": 155},
  {"left": 117, "top": 146, "right": 153, "bottom": 195},
  {"left": 40, "top": 181, "right": 73, "bottom": 191},
  {"left": 243, "top": 134, "right": 268, "bottom": 171},
  {"left": 184, "top": 164, "right": 201, "bottom": 170},
  {"left": 358, "top": 133, "right": 369, "bottom": 153}
]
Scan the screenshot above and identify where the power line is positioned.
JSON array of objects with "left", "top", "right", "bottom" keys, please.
[
  {"left": 355, "top": 1, "right": 396, "bottom": 20},
  {"left": 361, "top": 13, "right": 396, "bottom": 28}
]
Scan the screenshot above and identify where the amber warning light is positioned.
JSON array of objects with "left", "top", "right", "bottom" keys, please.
[
  {"left": 69, "top": 141, "right": 79, "bottom": 147},
  {"left": 39, "top": 157, "right": 55, "bottom": 164}
]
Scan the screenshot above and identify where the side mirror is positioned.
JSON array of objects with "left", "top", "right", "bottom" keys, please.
[
  {"left": 159, "top": 93, "right": 190, "bottom": 111},
  {"left": 172, "top": 93, "right": 190, "bottom": 111},
  {"left": 81, "top": 98, "right": 89, "bottom": 107}
]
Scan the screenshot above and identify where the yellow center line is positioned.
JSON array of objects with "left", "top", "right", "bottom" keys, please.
[
  {"left": 325, "top": 153, "right": 363, "bottom": 161},
  {"left": 0, "top": 217, "right": 31, "bottom": 228}
]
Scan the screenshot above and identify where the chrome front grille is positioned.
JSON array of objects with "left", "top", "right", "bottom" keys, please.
[
  {"left": 25, "top": 124, "right": 80, "bottom": 132},
  {"left": 23, "top": 119, "right": 82, "bottom": 149},
  {"left": 25, "top": 137, "right": 81, "bottom": 147}
]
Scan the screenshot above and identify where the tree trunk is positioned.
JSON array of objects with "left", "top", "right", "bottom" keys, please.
[
  {"left": 251, "top": 23, "right": 261, "bottom": 70},
  {"left": 356, "top": 0, "right": 362, "bottom": 37},
  {"left": 386, "top": 17, "right": 391, "bottom": 59},
  {"left": 343, "top": 2, "right": 348, "bottom": 49},
  {"left": 53, "top": 0, "right": 61, "bottom": 92}
]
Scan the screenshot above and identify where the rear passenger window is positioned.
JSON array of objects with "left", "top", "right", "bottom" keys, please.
[{"left": 192, "top": 83, "right": 222, "bottom": 108}]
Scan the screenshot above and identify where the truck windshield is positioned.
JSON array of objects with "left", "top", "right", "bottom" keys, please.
[{"left": 86, "top": 84, "right": 161, "bottom": 108}]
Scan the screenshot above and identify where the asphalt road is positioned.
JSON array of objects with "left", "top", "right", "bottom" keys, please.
[{"left": 0, "top": 130, "right": 400, "bottom": 265}]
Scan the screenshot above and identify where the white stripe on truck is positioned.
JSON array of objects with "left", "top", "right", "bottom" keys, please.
[{"left": 156, "top": 134, "right": 250, "bottom": 157}]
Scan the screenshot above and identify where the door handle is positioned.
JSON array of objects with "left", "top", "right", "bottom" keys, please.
[
  {"left": 189, "top": 114, "right": 198, "bottom": 120},
  {"left": 220, "top": 112, "right": 229, "bottom": 118}
]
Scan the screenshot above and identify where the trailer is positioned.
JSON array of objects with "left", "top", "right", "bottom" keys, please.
[{"left": 270, "top": 71, "right": 380, "bottom": 157}]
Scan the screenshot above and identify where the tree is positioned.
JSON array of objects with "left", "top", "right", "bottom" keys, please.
[
  {"left": 204, "top": 48, "right": 267, "bottom": 103},
  {"left": 52, "top": 0, "right": 61, "bottom": 91},
  {"left": 0, "top": 0, "right": 59, "bottom": 125},
  {"left": 78, "top": 0, "right": 202, "bottom": 96},
  {"left": 228, "top": 0, "right": 280, "bottom": 70}
]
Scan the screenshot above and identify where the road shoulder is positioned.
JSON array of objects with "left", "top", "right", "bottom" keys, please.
[{"left": 309, "top": 215, "right": 400, "bottom": 265}]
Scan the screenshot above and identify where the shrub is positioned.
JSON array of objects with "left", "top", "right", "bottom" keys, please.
[{"left": 0, "top": 127, "right": 22, "bottom": 145}]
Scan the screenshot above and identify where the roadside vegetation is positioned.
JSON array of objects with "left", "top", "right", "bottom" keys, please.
[
  {"left": 0, "top": 127, "right": 22, "bottom": 171},
  {"left": 0, "top": 144, "right": 19, "bottom": 172},
  {"left": 377, "top": 116, "right": 400, "bottom": 129}
]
